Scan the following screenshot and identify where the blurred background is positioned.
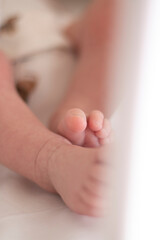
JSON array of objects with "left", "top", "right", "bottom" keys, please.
[{"left": 0, "top": 0, "right": 160, "bottom": 240}]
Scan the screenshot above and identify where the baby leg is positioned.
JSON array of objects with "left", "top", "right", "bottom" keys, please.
[
  {"left": 0, "top": 51, "right": 67, "bottom": 192},
  {"left": 50, "top": 0, "right": 116, "bottom": 147},
  {"left": 0, "top": 52, "right": 111, "bottom": 217}
]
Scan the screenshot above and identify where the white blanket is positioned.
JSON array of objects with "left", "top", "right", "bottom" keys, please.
[{"left": 0, "top": 165, "right": 107, "bottom": 240}]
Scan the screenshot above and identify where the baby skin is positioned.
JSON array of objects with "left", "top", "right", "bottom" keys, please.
[
  {"left": 52, "top": 108, "right": 112, "bottom": 147},
  {"left": 0, "top": 0, "right": 114, "bottom": 217}
]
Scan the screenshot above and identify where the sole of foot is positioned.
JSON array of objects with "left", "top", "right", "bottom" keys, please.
[{"left": 49, "top": 143, "right": 111, "bottom": 217}]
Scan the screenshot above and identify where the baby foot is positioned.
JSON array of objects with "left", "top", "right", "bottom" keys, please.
[
  {"left": 48, "top": 142, "right": 111, "bottom": 217},
  {"left": 54, "top": 108, "right": 112, "bottom": 148}
]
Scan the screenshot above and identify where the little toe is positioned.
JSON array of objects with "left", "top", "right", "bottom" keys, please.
[
  {"left": 99, "top": 130, "right": 114, "bottom": 146},
  {"left": 95, "top": 119, "right": 112, "bottom": 139},
  {"left": 88, "top": 110, "right": 104, "bottom": 132}
]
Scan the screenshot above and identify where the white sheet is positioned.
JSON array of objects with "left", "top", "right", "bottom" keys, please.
[{"left": 0, "top": 165, "right": 107, "bottom": 240}]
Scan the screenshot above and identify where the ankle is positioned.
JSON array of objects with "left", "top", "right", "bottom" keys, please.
[{"left": 34, "top": 135, "right": 69, "bottom": 193}]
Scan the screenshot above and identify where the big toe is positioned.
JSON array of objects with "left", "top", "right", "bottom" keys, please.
[
  {"left": 58, "top": 108, "right": 87, "bottom": 145},
  {"left": 65, "top": 108, "right": 87, "bottom": 132}
]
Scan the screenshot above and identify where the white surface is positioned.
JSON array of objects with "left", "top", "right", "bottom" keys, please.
[
  {"left": 123, "top": 0, "right": 160, "bottom": 239},
  {"left": 0, "top": 0, "right": 109, "bottom": 239},
  {"left": 0, "top": 165, "right": 106, "bottom": 240}
]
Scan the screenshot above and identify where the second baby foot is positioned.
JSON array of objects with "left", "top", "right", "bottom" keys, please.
[{"left": 56, "top": 108, "right": 112, "bottom": 148}]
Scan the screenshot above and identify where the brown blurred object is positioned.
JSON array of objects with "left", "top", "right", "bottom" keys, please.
[
  {"left": 0, "top": 16, "right": 19, "bottom": 34},
  {"left": 16, "top": 76, "right": 37, "bottom": 102}
]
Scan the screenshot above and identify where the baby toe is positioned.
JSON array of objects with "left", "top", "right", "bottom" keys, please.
[
  {"left": 88, "top": 110, "right": 104, "bottom": 132},
  {"left": 95, "top": 119, "right": 112, "bottom": 139}
]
